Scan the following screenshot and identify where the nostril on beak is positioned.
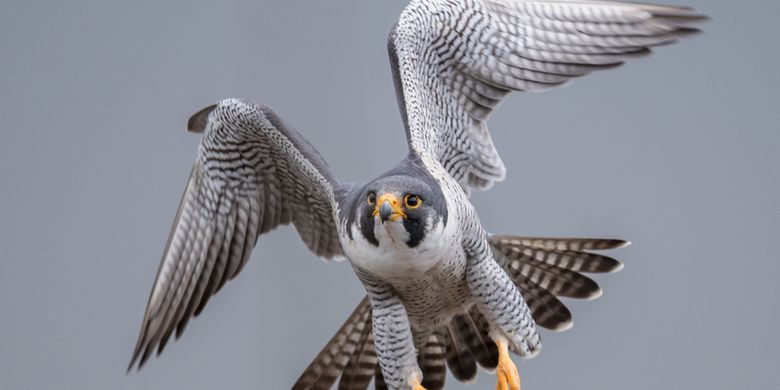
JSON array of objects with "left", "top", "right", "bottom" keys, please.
[{"left": 379, "top": 200, "right": 393, "bottom": 222}]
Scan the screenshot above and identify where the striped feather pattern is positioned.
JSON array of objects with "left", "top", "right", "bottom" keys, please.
[
  {"left": 129, "top": 99, "right": 346, "bottom": 371},
  {"left": 463, "top": 308, "right": 499, "bottom": 369},
  {"left": 449, "top": 313, "right": 496, "bottom": 370},
  {"left": 297, "top": 233, "right": 628, "bottom": 388},
  {"left": 512, "top": 260, "right": 603, "bottom": 299},
  {"left": 443, "top": 324, "right": 479, "bottom": 381},
  {"left": 127, "top": 0, "right": 704, "bottom": 386},
  {"left": 418, "top": 335, "right": 447, "bottom": 390},
  {"left": 295, "top": 298, "right": 372, "bottom": 390},
  {"left": 514, "top": 278, "right": 573, "bottom": 331},
  {"left": 491, "top": 235, "right": 627, "bottom": 330},
  {"left": 492, "top": 235, "right": 629, "bottom": 253},
  {"left": 338, "top": 316, "right": 378, "bottom": 389},
  {"left": 296, "top": 0, "right": 696, "bottom": 385},
  {"left": 390, "top": 0, "right": 705, "bottom": 193}
]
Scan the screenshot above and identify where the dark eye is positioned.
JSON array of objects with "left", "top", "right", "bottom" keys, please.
[
  {"left": 404, "top": 194, "right": 422, "bottom": 209},
  {"left": 367, "top": 191, "right": 376, "bottom": 205}
]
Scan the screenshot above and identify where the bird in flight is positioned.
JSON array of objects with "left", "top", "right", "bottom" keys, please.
[{"left": 128, "top": 0, "right": 705, "bottom": 389}]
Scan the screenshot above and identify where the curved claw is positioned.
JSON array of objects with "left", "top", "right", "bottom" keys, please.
[
  {"left": 495, "top": 339, "right": 521, "bottom": 390},
  {"left": 410, "top": 371, "right": 427, "bottom": 390}
]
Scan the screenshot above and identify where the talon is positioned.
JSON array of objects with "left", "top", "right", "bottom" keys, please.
[
  {"left": 411, "top": 373, "right": 427, "bottom": 390},
  {"left": 495, "top": 339, "right": 521, "bottom": 390}
]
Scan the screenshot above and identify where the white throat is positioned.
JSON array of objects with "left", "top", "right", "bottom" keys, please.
[
  {"left": 374, "top": 219, "right": 410, "bottom": 248},
  {"left": 345, "top": 215, "right": 453, "bottom": 279}
]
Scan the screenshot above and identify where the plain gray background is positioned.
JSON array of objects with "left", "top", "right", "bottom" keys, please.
[{"left": 1, "top": 0, "right": 778, "bottom": 389}]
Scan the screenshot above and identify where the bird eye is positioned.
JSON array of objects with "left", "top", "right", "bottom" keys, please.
[
  {"left": 367, "top": 191, "right": 376, "bottom": 205},
  {"left": 404, "top": 194, "right": 422, "bottom": 209}
]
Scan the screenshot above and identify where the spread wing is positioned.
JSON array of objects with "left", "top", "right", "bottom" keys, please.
[
  {"left": 128, "top": 99, "right": 346, "bottom": 370},
  {"left": 389, "top": 0, "right": 706, "bottom": 192}
]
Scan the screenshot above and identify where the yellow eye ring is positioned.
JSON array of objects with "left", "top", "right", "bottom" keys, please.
[
  {"left": 404, "top": 194, "right": 422, "bottom": 209},
  {"left": 367, "top": 191, "right": 376, "bottom": 205}
]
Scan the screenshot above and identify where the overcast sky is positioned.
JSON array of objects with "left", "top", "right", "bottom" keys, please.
[{"left": 1, "top": 0, "right": 778, "bottom": 389}]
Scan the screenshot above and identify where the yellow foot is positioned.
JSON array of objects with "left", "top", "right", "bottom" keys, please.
[
  {"left": 495, "top": 339, "right": 521, "bottom": 390},
  {"left": 411, "top": 374, "right": 428, "bottom": 390}
]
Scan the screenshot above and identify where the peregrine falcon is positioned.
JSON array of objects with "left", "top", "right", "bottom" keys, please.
[{"left": 128, "top": 1, "right": 705, "bottom": 389}]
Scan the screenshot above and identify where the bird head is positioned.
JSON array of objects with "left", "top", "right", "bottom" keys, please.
[{"left": 356, "top": 175, "right": 446, "bottom": 248}]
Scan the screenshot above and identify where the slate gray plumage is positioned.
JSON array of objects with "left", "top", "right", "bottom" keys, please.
[{"left": 128, "top": 0, "right": 705, "bottom": 389}]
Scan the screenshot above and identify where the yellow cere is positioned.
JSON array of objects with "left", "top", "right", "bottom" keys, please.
[{"left": 372, "top": 193, "right": 407, "bottom": 221}]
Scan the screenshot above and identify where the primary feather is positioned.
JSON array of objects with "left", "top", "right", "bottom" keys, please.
[
  {"left": 129, "top": 100, "right": 346, "bottom": 371},
  {"left": 390, "top": 0, "right": 705, "bottom": 193},
  {"left": 129, "top": 1, "right": 704, "bottom": 388}
]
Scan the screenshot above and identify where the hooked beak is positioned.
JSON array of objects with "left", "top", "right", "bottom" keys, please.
[
  {"left": 372, "top": 193, "right": 406, "bottom": 222},
  {"left": 379, "top": 201, "right": 394, "bottom": 221}
]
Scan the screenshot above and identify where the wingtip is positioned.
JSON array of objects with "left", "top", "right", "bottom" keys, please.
[
  {"left": 126, "top": 340, "right": 143, "bottom": 374},
  {"left": 685, "top": 13, "right": 711, "bottom": 23},
  {"left": 678, "top": 27, "right": 704, "bottom": 37},
  {"left": 126, "top": 357, "right": 138, "bottom": 375},
  {"left": 187, "top": 103, "right": 217, "bottom": 133},
  {"left": 126, "top": 351, "right": 148, "bottom": 374},
  {"left": 655, "top": 11, "right": 711, "bottom": 25}
]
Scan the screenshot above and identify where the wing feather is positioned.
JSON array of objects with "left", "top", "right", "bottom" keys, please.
[
  {"left": 390, "top": 0, "right": 705, "bottom": 192},
  {"left": 294, "top": 297, "right": 372, "bottom": 390},
  {"left": 129, "top": 99, "right": 347, "bottom": 371},
  {"left": 338, "top": 317, "right": 377, "bottom": 390}
]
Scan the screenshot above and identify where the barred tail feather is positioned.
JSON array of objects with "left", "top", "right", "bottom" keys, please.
[
  {"left": 491, "top": 236, "right": 629, "bottom": 253},
  {"left": 467, "top": 307, "right": 500, "bottom": 370},
  {"left": 490, "top": 235, "right": 627, "bottom": 331},
  {"left": 295, "top": 302, "right": 459, "bottom": 390},
  {"left": 294, "top": 236, "right": 626, "bottom": 389},
  {"left": 451, "top": 311, "right": 498, "bottom": 370},
  {"left": 293, "top": 297, "right": 371, "bottom": 390},
  {"left": 512, "top": 260, "right": 603, "bottom": 299},
  {"left": 338, "top": 319, "right": 377, "bottom": 390},
  {"left": 514, "top": 278, "right": 573, "bottom": 332},
  {"left": 418, "top": 334, "right": 447, "bottom": 390},
  {"left": 443, "top": 325, "right": 478, "bottom": 382},
  {"left": 433, "top": 235, "right": 626, "bottom": 385}
]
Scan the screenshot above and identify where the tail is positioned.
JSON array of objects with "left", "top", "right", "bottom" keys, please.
[
  {"left": 293, "top": 236, "right": 628, "bottom": 389},
  {"left": 490, "top": 236, "right": 627, "bottom": 332},
  {"left": 292, "top": 297, "right": 374, "bottom": 390}
]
